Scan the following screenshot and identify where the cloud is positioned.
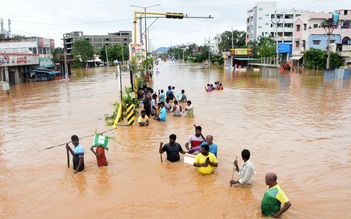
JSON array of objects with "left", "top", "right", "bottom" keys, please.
[{"left": 1, "top": 0, "right": 349, "bottom": 49}]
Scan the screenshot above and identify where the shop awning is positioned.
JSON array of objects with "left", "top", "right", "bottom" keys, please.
[
  {"left": 26, "top": 69, "right": 61, "bottom": 75},
  {"left": 290, "top": 56, "right": 303, "bottom": 60}
]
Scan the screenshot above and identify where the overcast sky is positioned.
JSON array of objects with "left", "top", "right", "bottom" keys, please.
[{"left": 1, "top": 0, "right": 350, "bottom": 50}]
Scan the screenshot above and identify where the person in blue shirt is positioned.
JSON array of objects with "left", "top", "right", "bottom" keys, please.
[
  {"left": 200, "top": 135, "right": 217, "bottom": 157},
  {"left": 66, "top": 135, "right": 85, "bottom": 174},
  {"left": 159, "top": 89, "right": 166, "bottom": 103},
  {"left": 158, "top": 102, "right": 167, "bottom": 122}
]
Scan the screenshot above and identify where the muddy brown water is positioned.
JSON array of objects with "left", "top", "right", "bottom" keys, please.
[{"left": 0, "top": 62, "right": 350, "bottom": 218}]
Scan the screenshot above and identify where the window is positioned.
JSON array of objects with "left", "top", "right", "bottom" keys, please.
[
  {"left": 265, "top": 23, "right": 269, "bottom": 26},
  {"left": 304, "top": 24, "right": 307, "bottom": 30},
  {"left": 258, "top": 26, "right": 262, "bottom": 28},
  {"left": 259, "top": 17, "right": 262, "bottom": 20},
  {"left": 295, "top": 41, "right": 300, "bottom": 48},
  {"left": 266, "top": 14, "right": 269, "bottom": 16},
  {"left": 313, "top": 24, "right": 318, "bottom": 28},
  {"left": 297, "top": 24, "right": 301, "bottom": 31},
  {"left": 259, "top": 8, "right": 263, "bottom": 11},
  {"left": 344, "top": 10, "right": 348, "bottom": 15},
  {"left": 313, "top": 40, "right": 321, "bottom": 45}
]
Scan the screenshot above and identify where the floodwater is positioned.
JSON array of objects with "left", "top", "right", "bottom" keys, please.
[{"left": 0, "top": 62, "right": 350, "bottom": 219}]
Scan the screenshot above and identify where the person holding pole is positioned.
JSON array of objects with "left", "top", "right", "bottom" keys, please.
[
  {"left": 230, "top": 149, "right": 255, "bottom": 186},
  {"left": 66, "top": 135, "right": 85, "bottom": 174}
]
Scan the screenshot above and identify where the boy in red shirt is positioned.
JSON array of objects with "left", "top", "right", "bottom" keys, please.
[{"left": 90, "top": 145, "right": 108, "bottom": 166}]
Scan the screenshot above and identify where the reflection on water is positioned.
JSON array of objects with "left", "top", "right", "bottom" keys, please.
[{"left": 0, "top": 63, "right": 351, "bottom": 218}]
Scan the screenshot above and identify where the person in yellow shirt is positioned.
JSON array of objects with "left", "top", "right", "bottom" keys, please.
[
  {"left": 193, "top": 144, "right": 218, "bottom": 174},
  {"left": 138, "top": 110, "right": 149, "bottom": 126}
]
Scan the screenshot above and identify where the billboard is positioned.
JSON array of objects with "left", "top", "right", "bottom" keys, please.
[
  {"left": 129, "top": 43, "right": 143, "bottom": 64},
  {"left": 230, "top": 48, "right": 253, "bottom": 55},
  {"left": 39, "top": 58, "right": 54, "bottom": 68}
]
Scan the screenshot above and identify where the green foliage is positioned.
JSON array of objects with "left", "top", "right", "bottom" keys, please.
[
  {"left": 141, "top": 57, "right": 154, "bottom": 73},
  {"left": 218, "top": 30, "right": 246, "bottom": 52},
  {"left": 247, "top": 36, "right": 275, "bottom": 58},
  {"left": 247, "top": 41, "right": 259, "bottom": 58},
  {"left": 71, "top": 40, "right": 94, "bottom": 64},
  {"left": 52, "top": 47, "right": 63, "bottom": 63},
  {"left": 104, "top": 86, "right": 140, "bottom": 126},
  {"left": 100, "top": 45, "right": 129, "bottom": 64},
  {"left": 72, "top": 56, "right": 82, "bottom": 68},
  {"left": 211, "top": 54, "right": 224, "bottom": 65},
  {"left": 13, "top": 34, "right": 26, "bottom": 39},
  {"left": 303, "top": 48, "right": 343, "bottom": 69},
  {"left": 257, "top": 36, "right": 275, "bottom": 58}
]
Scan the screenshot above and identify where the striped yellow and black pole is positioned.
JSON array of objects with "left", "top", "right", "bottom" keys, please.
[{"left": 125, "top": 103, "right": 135, "bottom": 125}]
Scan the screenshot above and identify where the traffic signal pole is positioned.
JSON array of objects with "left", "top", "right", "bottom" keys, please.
[
  {"left": 133, "top": 12, "right": 213, "bottom": 44},
  {"left": 133, "top": 12, "right": 184, "bottom": 44}
]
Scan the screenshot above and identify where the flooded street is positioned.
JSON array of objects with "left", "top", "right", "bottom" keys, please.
[{"left": 0, "top": 62, "right": 351, "bottom": 219}]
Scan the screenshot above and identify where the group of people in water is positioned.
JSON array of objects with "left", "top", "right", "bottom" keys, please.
[
  {"left": 65, "top": 81, "right": 291, "bottom": 218},
  {"left": 138, "top": 85, "right": 194, "bottom": 125},
  {"left": 158, "top": 125, "right": 292, "bottom": 218},
  {"left": 205, "top": 81, "right": 223, "bottom": 92}
]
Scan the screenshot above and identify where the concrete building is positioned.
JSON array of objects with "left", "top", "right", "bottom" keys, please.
[
  {"left": 0, "top": 37, "right": 55, "bottom": 84},
  {"left": 212, "top": 34, "right": 222, "bottom": 54},
  {"left": 292, "top": 10, "right": 351, "bottom": 66},
  {"left": 246, "top": 1, "right": 307, "bottom": 44},
  {"left": 62, "top": 31, "right": 132, "bottom": 56}
]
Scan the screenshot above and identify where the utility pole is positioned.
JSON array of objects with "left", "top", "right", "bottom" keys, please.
[
  {"left": 2, "top": 52, "right": 10, "bottom": 95},
  {"left": 105, "top": 45, "right": 109, "bottom": 68},
  {"left": 326, "top": 33, "right": 331, "bottom": 69},
  {"left": 231, "top": 27, "right": 234, "bottom": 49},
  {"left": 321, "top": 13, "right": 337, "bottom": 70},
  {"left": 206, "top": 37, "right": 211, "bottom": 68},
  {"left": 63, "top": 47, "right": 68, "bottom": 78},
  {"left": 274, "top": 11, "right": 279, "bottom": 68}
]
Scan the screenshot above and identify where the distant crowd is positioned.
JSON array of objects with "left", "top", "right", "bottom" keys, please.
[{"left": 137, "top": 85, "right": 194, "bottom": 125}]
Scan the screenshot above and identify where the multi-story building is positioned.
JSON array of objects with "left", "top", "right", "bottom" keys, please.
[
  {"left": 292, "top": 10, "right": 351, "bottom": 66},
  {"left": 246, "top": 1, "right": 307, "bottom": 44},
  {"left": 62, "top": 31, "right": 132, "bottom": 56},
  {"left": 0, "top": 37, "right": 55, "bottom": 84},
  {"left": 212, "top": 34, "right": 222, "bottom": 54}
]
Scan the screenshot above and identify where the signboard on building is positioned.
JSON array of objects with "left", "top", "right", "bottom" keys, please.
[
  {"left": 230, "top": 48, "right": 253, "bottom": 55},
  {"left": 0, "top": 54, "right": 39, "bottom": 66},
  {"left": 39, "top": 58, "right": 54, "bottom": 68},
  {"left": 129, "top": 43, "right": 143, "bottom": 64}
]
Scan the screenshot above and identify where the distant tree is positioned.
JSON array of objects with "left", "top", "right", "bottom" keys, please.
[
  {"left": 71, "top": 40, "right": 94, "bottom": 67},
  {"left": 218, "top": 30, "right": 246, "bottom": 52},
  {"left": 257, "top": 36, "right": 275, "bottom": 58},
  {"left": 304, "top": 48, "right": 343, "bottom": 69},
  {"left": 247, "top": 40, "right": 259, "bottom": 58},
  {"left": 13, "top": 34, "right": 26, "bottom": 39},
  {"left": 52, "top": 47, "right": 63, "bottom": 63}
]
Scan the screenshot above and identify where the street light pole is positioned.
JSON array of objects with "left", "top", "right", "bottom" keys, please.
[
  {"left": 231, "top": 27, "right": 233, "bottom": 49},
  {"left": 206, "top": 37, "right": 211, "bottom": 68},
  {"left": 275, "top": 11, "right": 279, "bottom": 68},
  {"left": 130, "top": 4, "right": 161, "bottom": 55},
  {"left": 105, "top": 45, "right": 109, "bottom": 68}
]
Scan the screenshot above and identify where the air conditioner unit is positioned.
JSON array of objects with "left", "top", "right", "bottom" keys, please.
[{"left": 295, "top": 38, "right": 300, "bottom": 41}]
